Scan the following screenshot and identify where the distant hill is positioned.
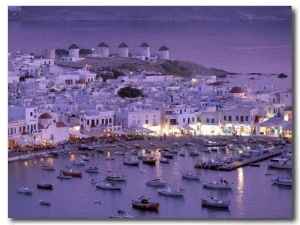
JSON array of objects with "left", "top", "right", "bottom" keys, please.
[
  {"left": 9, "top": 6, "right": 292, "bottom": 22},
  {"left": 58, "top": 57, "right": 236, "bottom": 78}
]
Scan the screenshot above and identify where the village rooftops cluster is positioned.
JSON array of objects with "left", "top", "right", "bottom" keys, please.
[{"left": 7, "top": 50, "right": 292, "bottom": 150}]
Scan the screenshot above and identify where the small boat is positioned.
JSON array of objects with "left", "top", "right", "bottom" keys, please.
[
  {"left": 37, "top": 182, "right": 53, "bottom": 190},
  {"left": 202, "top": 177, "right": 233, "bottom": 189},
  {"left": 146, "top": 178, "right": 167, "bottom": 186},
  {"left": 133, "top": 143, "right": 141, "bottom": 148},
  {"left": 94, "top": 199, "right": 103, "bottom": 204},
  {"left": 71, "top": 159, "right": 86, "bottom": 165},
  {"left": 85, "top": 166, "right": 99, "bottom": 173},
  {"left": 57, "top": 173, "right": 72, "bottom": 179},
  {"left": 149, "top": 142, "right": 157, "bottom": 146},
  {"left": 17, "top": 187, "right": 34, "bottom": 195},
  {"left": 159, "top": 157, "right": 170, "bottom": 163},
  {"left": 157, "top": 185, "right": 185, "bottom": 196},
  {"left": 91, "top": 179, "right": 98, "bottom": 184},
  {"left": 78, "top": 155, "right": 90, "bottom": 161},
  {"left": 41, "top": 165, "right": 55, "bottom": 170},
  {"left": 60, "top": 169, "right": 83, "bottom": 177},
  {"left": 142, "top": 156, "right": 157, "bottom": 165},
  {"left": 201, "top": 195, "right": 230, "bottom": 208},
  {"left": 181, "top": 170, "right": 200, "bottom": 180},
  {"left": 161, "top": 152, "right": 174, "bottom": 159},
  {"left": 96, "top": 180, "right": 121, "bottom": 190},
  {"left": 109, "top": 209, "right": 135, "bottom": 218},
  {"left": 271, "top": 176, "right": 292, "bottom": 186},
  {"left": 124, "top": 158, "right": 140, "bottom": 166},
  {"left": 132, "top": 196, "right": 159, "bottom": 211},
  {"left": 39, "top": 200, "right": 51, "bottom": 205},
  {"left": 106, "top": 171, "right": 126, "bottom": 181}
]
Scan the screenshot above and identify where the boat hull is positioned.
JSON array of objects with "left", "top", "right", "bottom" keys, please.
[
  {"left": 37, "top": 183, "right": 53, "bottom": 190},
  {"left": 60, "top": 170, "right": 82, "bottom": 177},
  {"left": 201, "top": 199, "right": 230, "bottom": 208},
  {"left": 132, "top": 200, "right": 159, "bottom": 211}
]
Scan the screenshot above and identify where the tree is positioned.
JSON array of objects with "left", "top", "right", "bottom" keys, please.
[{"left": 117, "top": 86, "right": 144, "bottom": 98}]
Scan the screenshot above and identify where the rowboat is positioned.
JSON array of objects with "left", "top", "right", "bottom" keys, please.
[{"left": 132, "top": 196, "right": 159, "bottom": 211}]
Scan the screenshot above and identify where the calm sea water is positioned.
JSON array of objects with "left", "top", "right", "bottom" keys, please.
[
  {"left": 8, "top": 146, "right": 293, "bottom": 219},
  {"left": 8, "top": 20, "right": 292, "bottom": 76}
]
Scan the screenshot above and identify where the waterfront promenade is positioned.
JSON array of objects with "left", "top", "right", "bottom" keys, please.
[{"left": 8, "top": 134, "right": 291, "bottom": 167}]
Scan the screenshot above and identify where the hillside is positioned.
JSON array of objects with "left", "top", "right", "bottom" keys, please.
[{"left": 58, "top": 57, "right": 236, "bottom": 78}]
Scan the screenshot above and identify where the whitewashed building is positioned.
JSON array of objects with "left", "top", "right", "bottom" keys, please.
[
  {"left": 118, "top": 42, "right": 129, "bottom": 57},
  {"left": 159, "top": 46, "right": 169, "bottom": 59}
]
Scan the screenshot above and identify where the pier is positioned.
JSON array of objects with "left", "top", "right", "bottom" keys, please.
[{"left": 218, "top": 148, "right": 284, "bottom": 171}]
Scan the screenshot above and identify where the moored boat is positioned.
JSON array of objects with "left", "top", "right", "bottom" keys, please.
[
  {"left": 181, "top": 170, "right": 200, "bottom": 180},
  {"left": 96, "top": 180, "right": 121, "bottom": 190},
  {"left": 41, "top": 165, "right": 55, "bottom": 170},
  {"left": 157, "top": 185, "right": 185, "bottom": 196},
  {"left": 85, "top": 166, "right": 99, "bottom": 173},
  {"left": 39, "top": 199, "right": 51, "bottom": 205},
  {"left": 146, "top": 178, "right": 167, "bottom": 186},
  {"left": 159, "top": 157, "right": 170, "bottom": 163},
  {"left": 271, "top": 176, "right": 292, "bottom": 186},
  {"left": 142, "top": 156, "right": 157, "bottom": 165},
  {"left": 202, "top": 177, "right": 233, "bottom": 189},
  {"left": 60, "top": 169, "right": 83, "bottom": 177},
  {"left": 106, "top": 172, "right": 126, "bottom": 181},
  {"left": 124, "top": 158, "right": 139, "bottom": 166},
  {"left": 37, "top": 182, "right": 53, "bottom": 190},
  {"left": 17, "top": 187, "right": 34, "bottom": 194},
  {"left": 201, "top": 195, "right": 230, "bottom": 208},
  {"left": 132, "top": 196, "right": 159, "bottom": 211},
  {"left": 57, "top": 173, "right": 72, "bottom": 179}
]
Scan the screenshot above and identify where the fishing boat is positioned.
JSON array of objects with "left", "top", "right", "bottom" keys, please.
[
  {"left": 39, "top": 200, "right": 51, "bottom": 205},
  {"left": 41, "top": 165, "right": 55, "bottom": 170},
  {"left": 96, "top": 180, "right": 121, "bottom": 190},
  {"left": 181, "top": 170, "right": 200, "bottom": 180},
  {"left": 202, "top": 177, "right": 233, "bottom": 189},
  {"left": 60, "top": 168, "right": 83, "bottom": 177},
  {"left": 271, "top": 176, "right": 292, "bottom": 186},
  {"left": 132, "top": 196, "right": 159, "bottom": 211},
  {"left": 37, "top": 182, "right": 53, "bottom": 190},
  {"left": 85, "top": 166, "right": 99, "bottom": 173},
  {"left": 146, "top": 178, "right": 167, "bottom": 186},
  {"left": 57, "top": 173, "right": 72, "bottom": 179},
  {"left": 17, "top": 187, "right": 34, "bottom": 195},
  {"left": 201, "top": 195, "right": 230, "bottom": 208}
]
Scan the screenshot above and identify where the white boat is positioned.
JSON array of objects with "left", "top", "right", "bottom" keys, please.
[
  {"left": 78, "top": 155, "right": 90, "bottom": 161},
  {"left": 17, "top": 187, "right": 34, "bottom": 194},
  {"left": 268, "top": 160, "right": 292, "bottom": 170},
  {"left": 39, "top": 200, "right": 51, "bottom": 205},
  {"left": 71, "top": 159, "right": 86, "bottom": 165},
  {"left": 181, "top": 170, "right": 200, "bottom": 180},
  {"left": 133, "top": 143, "right": 140, "bottom": 148},
  {"left": 41, "top": 165, "right": 55, "bottom": 170},
  {"left": 201, "top": 195, "right": 230, "bottom": 208},
  {"left": 96, "top": 180, "right": 121, "bottom": 190},
  {"left": 124, "top": 158, "right": 139, "bottom": 166},
  {"left": 57, "top": 173, "right": 72, "bottom": 179},
  {"left": 146, "top": 178, "right": 167, "bottom": 186},
  {"left": 188, "top": 149, "right": 200, "bottom": 156},
  {"left": 271, "top": 176, "right": 292, "bottom": 186},
  {"left": 157, "top": 186, "right": 185, "bottom": 196},
  {"left": 106, "top": 171, "right": 126, "bottom": 181},
  {"left": 109, "top": 209, "right": 135, "bottom": 218},
  {"left": 85, "top": 166, "right": 99, "bottom": 173},
  {"left": 202, "top": 177, "right": 233, "bottom": 189},
  {"left": 169, "top": 148, "right": 178, "bottom": 154}
]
